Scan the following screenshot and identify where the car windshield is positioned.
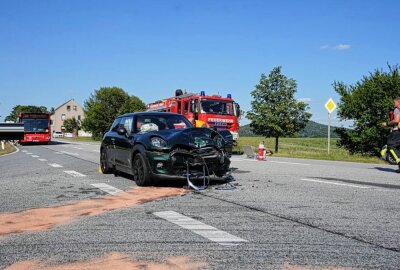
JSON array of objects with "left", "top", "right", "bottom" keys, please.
[
  {"left": 136, "top": 115, "right": 192, "bottom": 133},
  {"left": 22, "top": 119, "right": 49, "bottom": 132},
  {"left": 200, "top": 100, "right": 234, "bottom": 115}
]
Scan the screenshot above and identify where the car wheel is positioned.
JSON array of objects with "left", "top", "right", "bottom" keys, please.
[
  {"left": 132, "top": 153, "right": 152, "bottom": 186},
  {"left": 100, "top": 148, "right": 113, "bottom": 174}
]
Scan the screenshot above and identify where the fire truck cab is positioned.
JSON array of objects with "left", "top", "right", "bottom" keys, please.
[{"left": 147, "top": 90, "right": 240, "bottom": 141}]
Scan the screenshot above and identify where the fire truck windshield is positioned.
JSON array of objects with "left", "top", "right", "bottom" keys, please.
[
  {"left": 200, "top": 100, "right": 234, "bottom": 115},
  {"left": 22, "top": 119, "right": 49, "bottom": 132}
]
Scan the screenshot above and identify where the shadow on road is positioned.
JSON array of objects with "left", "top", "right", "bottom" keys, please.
[
  {"left": 48, "top": 140, "right": 70, "bottom": 145},
  {"left": 112, "top": 170, "right": 237, "bottom": 189},
  {"left": 373, "top": 167, "right": 398, "bottom": 173}
]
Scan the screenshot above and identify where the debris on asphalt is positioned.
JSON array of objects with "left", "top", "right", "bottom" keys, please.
[
  {"left": 0, "top": 187, "right": 187, "bottom": 237},
  {"left": 5, "top": 253, "right": 207, "bottom": 270}
]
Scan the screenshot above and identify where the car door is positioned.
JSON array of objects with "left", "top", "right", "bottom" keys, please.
[
  {"left": 104, "top": 118, "right": 121, "bottom": 166},
  {"left": 114, "top": 116, "right": 134, "bottom": 173}
]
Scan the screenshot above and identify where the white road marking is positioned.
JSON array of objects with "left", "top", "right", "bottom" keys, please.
[
  {"left": 92, "top": 149, "right": 100, "bottom": 153},
  {"left": 38, "top": 158, "right": 48, "bottom": 162},
  {"left": 269, "top": 160, "right": 311, "bottom": 166},
  {"left": 54, "top": 152, "right": 64, "bottom": 154},
  {"left": 153, "top": 211, "right": 248, "bottom": 246},
  {"left": 61, "top": 151, "right": 79, "bottom": 156},
  {"left": 22, "top": 150, "right": 27, "bottom": 153},
  {"left": 26, "top": 152, "right": 33, "bottom": 155},
  {"left": 48, "top": 163, "right": 63, "bottom": 168},
  {"left": 300, "top": 178, "right": 372, "bottom": 189},
  {"left": 64, "top": 170, "right": 86, "bottom": 177},
  {"left": 31, "top": 155, "right": 39, "bottom": 158},
  {"left": 91, "top": 183, "right": 122, "bottom": 195},
  {"left": 73, "top": 147, "right": 83, "bottom": 150}
]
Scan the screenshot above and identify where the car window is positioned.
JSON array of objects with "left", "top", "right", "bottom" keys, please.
[
  {"left": 135, "top": 115, "right": 192, "bottom": 133},
  {"left": 117, "top": 117, "right": 133, "bottom": 135},
  {"left": 110, "top": 118, "right": 121, "bottom": 132},
  {"left": 123, "top": 117, "right": 133, "bottom": 135}
]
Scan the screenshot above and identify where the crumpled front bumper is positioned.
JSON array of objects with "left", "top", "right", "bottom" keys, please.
[{"left": 145, "top": 147, "right": 230, "bottom": 179}]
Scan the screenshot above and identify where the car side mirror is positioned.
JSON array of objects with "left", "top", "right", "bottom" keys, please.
[
  {"left": 234, "top": 102, "right": 241, "bottom": 117},
  {"left": 117, "top": 127, "right": 127, "bottom": 135}
]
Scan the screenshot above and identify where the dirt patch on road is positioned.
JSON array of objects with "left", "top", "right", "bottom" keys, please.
[
  {"left": 5, "top": 253, "right": 207, "bottom": 270},
  {"left": 0, "top": 187, "right": 186, "bottom": 237}
]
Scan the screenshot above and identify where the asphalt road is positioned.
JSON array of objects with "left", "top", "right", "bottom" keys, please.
[{"left": 0, "top": 139, "right": 399, "bottom": 269}]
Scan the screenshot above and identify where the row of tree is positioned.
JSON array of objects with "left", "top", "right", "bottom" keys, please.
[
  {"left": 82, "top": 87, "right": 146, "bottom": 139},
  {"left": 5, "top": 64, "right": 400, "bottom": 156},
  {"left": 5, "top": 88, "right": 146, "bottom": 139},
  {"left": 247, "top": 64, "right": 400, "bottom": 155}
]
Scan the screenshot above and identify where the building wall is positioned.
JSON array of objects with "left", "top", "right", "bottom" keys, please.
[{"left": 50, "top": 99, "right": 85, "bottom": 134}]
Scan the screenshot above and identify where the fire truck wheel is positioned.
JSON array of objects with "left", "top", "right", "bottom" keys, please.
[
  {"left": 132, "top": 153, "right": 152, "bottom": 186},
  {"left": 100, "top": 148, "right": 113, "bottom": 174}
]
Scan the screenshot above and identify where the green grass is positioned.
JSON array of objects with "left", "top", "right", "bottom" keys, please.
[
  {"left": 235, "top": 137, "right": 384, "bottom": 164},
  {"left": 0, "top": 142, "right": 17, "bottom": 156},
  {"left": 57, "top": 137, "right": 101, "bottom": 143},
  {"left": 60, "top": 136, "right": 383, "bottom": 164}
]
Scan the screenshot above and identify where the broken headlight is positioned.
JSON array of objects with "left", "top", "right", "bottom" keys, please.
[{"left": 150, "top": 136, "right": 167, "bottom": 148}]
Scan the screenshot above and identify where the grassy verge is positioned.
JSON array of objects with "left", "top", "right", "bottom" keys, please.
[
  {"left": 58, "top": 136, "right": 383, "bottom": 164},
  {"left": 234, "top": 137, "right": 384, "bottom": 164},
  {"left": 56, "top": 137, "right": 101, "bottom": 143},
  {"left": 0, "top": 142, "right": 17, "bottom": 156}
]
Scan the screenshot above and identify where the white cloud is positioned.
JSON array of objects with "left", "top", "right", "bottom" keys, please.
[
  {"left": 334, "top": 44, "right": 351, "bottom": 50},
  {"left": 298, "top": 98, "right": 311, "bottom": 104},
  {"left": 320, "top": 43, "right": 352, "bottom": 51}
]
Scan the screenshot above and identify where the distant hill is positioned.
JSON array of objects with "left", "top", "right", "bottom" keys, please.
[{"left": 239, "top": 120, "right": 342, "bottom": 138}]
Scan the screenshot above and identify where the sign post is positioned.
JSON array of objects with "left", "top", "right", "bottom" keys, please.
[{"left": 324, "top": 98, "right": 337, "bottom": 155}]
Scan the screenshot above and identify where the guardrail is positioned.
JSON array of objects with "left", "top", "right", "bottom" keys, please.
[{"left": 0, "top": 123, "right": 24, "bottom": 141}]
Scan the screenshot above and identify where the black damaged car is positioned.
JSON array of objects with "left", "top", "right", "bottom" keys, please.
[{"left": 100, "top": 112, "right": 232, "bottom": 186}]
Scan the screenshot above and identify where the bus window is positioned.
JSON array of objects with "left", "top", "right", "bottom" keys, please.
[
  {"left": 184, "top": 101, "right": 189, "bottom": 114},
  {"left": 177, "top": 101, "right": 181, "bottom": 114}
]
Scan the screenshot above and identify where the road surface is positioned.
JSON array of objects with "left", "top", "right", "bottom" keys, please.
[{"left": 0, "top": 139, "right": 399, "bottom": 269}]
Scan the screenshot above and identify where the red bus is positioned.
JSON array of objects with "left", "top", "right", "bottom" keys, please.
[{"left": 18, "top": 112, "right": 51, "bottom": 144}]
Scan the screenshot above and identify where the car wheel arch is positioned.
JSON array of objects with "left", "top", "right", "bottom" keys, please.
[{"left": 131, "top": 143, "right": 147, "bottom": 158}]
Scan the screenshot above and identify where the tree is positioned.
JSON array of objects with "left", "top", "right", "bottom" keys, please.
[
  {"left": 118, "top": 95, "right": 146, "bottom": 115},
  {"left": 5, "top": 105, "right": 48, "bottom": 122},
  {"left": 334, "top": 65, "right": 400, "bottom": 156},
  {"left": 81, "top": 87, "right": 146, "bottom": 139},
  {"left": 247, "top": 67, "right": 312, "bottom": 153},
  {"left": 63, "top": 118, "right": 80, "bottom": 133}
]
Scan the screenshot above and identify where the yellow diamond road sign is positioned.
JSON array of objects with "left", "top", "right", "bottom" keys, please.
[{"left": 325, "top": 98, "right": 336, "bottom": 114}]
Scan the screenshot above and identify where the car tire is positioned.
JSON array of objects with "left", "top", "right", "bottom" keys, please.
[
  {"left": 100, "top": 148, "right": 113, "bottom": 174},
  {"left": 132, "top": 153, "right": 152, "bottom": 186}
]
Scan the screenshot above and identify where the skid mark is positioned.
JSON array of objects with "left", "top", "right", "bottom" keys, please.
[
  {"left": 0, "top": 187, "right": 186, "bottom": 237},
  {"left": 5, "top": 253, "right": 206, "bottom": 270}
]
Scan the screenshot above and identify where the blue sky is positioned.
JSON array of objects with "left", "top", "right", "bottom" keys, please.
[{"left": 0, "top": 0, "right": 399, "bottom": 126}]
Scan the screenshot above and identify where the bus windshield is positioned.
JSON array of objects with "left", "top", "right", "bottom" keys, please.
[
  {"left": 22, "top": 119, "right": 49, "bottom": 132},
  {"left": 200, "top": 100, "right": 234, "bottom": 115}
]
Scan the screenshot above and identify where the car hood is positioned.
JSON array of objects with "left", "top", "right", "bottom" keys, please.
[{"left": 140, "top": 128, "right": 227, "bottom": 149}]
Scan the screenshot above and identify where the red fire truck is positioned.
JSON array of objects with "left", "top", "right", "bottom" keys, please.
[
  {"left": 18, "top": 112, "right": 52, "bottom": 144},
  {"left": 147, "top": 90, "right": 241, "bottom": 141}
]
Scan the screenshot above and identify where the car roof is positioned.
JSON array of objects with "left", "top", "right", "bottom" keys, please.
[{"left": 117, "top": 111, "right": 181, "bottom": 118}]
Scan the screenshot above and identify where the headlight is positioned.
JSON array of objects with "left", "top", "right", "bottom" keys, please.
[{"left": 150, "top": 137, "right": 167, "bottom": 148}]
